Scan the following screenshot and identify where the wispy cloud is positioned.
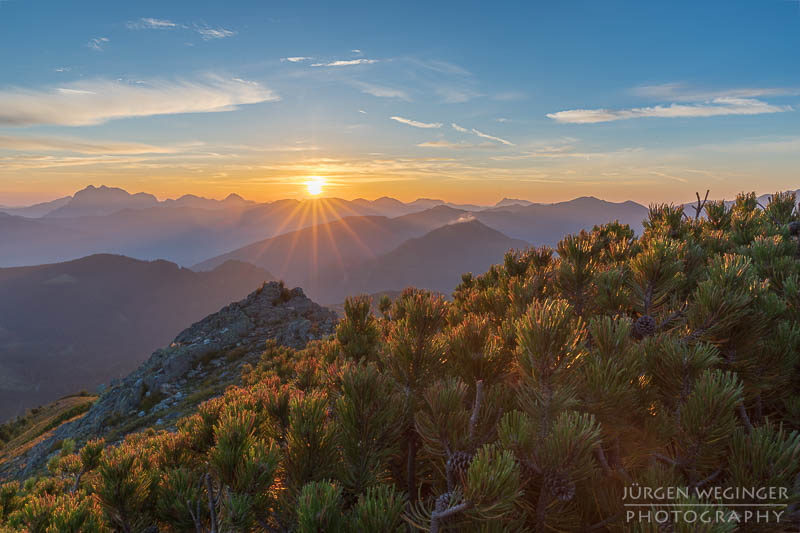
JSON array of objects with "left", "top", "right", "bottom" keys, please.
[
  {"left": 435, "top": 87, "right": 481, "bottom": 104},
  {"left": 125, "top": 17, "right": 236, "bottom": 40},
  {"left": 450, "top": 122, "right": 513, "bottom": 145},
  {"left": 390, "top": 116, "right": 442, "bottom": 128},
  {"left": 0, "top": 134, "right": 177, "bottom": 154},
  {"left": 281, "top": 56, "right": 312, "bottom": 63},
  {"left": 353, "top": 81, "right": 409, "bottom": 99},
  {"left": 87, "top": 37, "right": 109, "bottom": 51},
  {"left": 194, "top": 25, "right": 236, "bottom": 40},
  {"left": 470, "top": 128, "right": 514, "bottom": 146},
  {"left": 0, "top": 76, "right": 278, "bottom": 127},
  {"left": 547, "top": 98, "right": 791, "bottom": 124},
  {"left": 417, "top": 140, "right": 473, "bottom": 149},
  {"left": 630, "top": 83, "right": 799, "bottom": 102},
  {"left": 311, "top": 59, "right": 378, "bottom": 67},
  {"left": 126, "top": 18, "right": 177, "bottom": 30}
]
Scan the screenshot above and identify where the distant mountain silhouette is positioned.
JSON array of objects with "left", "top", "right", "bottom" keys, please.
[
  {"left": 0, "top": 188, "right": 471, "bottom": 267},
  {"left": 317, "top": 220, "right": 528, "bottom": 302},
  {"left": 472, "top": 197, "right": 648, "bottom": 244},
  {"left": 162, "top": 192, "right": 253, "bottom": 210},
  {"left": 192, "top": 198, "right": 650, "bottom": 301},
  {"left": 45, "top": 185, "right": 160, "bottom": 218},
  {"left": 495, "top": 197, "right": 534, "bottom": 207},
  {"left": 0, "top": 196, "right": 71, "bottom": 218},
  {"left": 0, "top": 254, "right": 274, "bottom": 422},
  {"left": 192, "top": 212, "right": 460, "bottom": 287}
]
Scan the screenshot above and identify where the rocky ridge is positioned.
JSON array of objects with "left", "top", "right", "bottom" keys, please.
[{"left": 0, "top": 281, "right": 337, "bottom": 480}]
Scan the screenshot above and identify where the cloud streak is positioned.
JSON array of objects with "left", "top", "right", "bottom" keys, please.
[
  {"left": 126, "top": 18, "right": 236, "bottom": 40},
  {"left": 311, "top": 59, "right": 378, "bottom": 67},
  {"left": 417, "top": 140, "right": 473, "bottom": 149},
  {"left": 390, "top": 116, "right": 442, "bottom": 128},
  {"left": 470, "top": 128, "right": 514, "bottom": 146},
  {"left": 0, "top": 76, "right": 278, "bottom": 126},
  {"left": 126, "top": 18, "right": 177, "bottom": 30},
  {"left": 0, "top": 135, "right": 177, "bottom": 154},
  {"left": 450, "top": 122, "right": 514, "bottom": 145},
  {"left": 195, "top": 26, "right": 236, "bottom": 39},
  {"left": 630, "top": 83, "right": 799, "bottom": 101},
  {"left": 282, "top": 56, "right": 312, "bottom": 62},
  {"left": 87, "top": 37, "right": 109, "bottom": 51},
  {"left": 547, "top": 97, "right": 791, "bottom": 124},
  {"left": 354, "top": 81, "right": 409, "bottom": 99}
]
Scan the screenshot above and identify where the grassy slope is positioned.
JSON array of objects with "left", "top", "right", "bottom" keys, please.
[{"left": 0, "top": 395, "right": 97, "bottom": 465}]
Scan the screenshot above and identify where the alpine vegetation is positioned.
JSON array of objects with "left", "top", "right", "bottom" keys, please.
[{"left": 1, "top": 191, "right": 800, "bottom": 532}]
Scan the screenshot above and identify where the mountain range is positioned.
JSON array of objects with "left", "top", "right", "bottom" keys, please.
[{"left": 5, "top": 184, "right": 786, "bottom": 423}]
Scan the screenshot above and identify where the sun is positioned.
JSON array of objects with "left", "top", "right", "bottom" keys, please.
[{"left": 305, "top": 176, "right": 325, "bottom": 196}]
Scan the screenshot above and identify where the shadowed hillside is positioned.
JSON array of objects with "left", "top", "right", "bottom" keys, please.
[
  {"left": 318, "top": 219, "right": 528, "bottom": 302},
  {"left": 0, "top": 255, "right": 275, "bottom": 422}
]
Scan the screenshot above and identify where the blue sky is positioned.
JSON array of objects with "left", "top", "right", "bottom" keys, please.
[{"left": 1, "top": 0, "right": 799, "bottom": 205}]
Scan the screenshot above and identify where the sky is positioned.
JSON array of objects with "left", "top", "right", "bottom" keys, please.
[{"left": 1, "top": 0, "right": 799, "bottom": 206}]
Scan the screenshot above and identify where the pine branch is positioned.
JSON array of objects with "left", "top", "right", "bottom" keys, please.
[
  {"left": 430, "top": 501, "right": 471, "bottom": 533},
  {"left": 737, "top": 404, "right": 754, "bottom": 433},
  {"left": 594, "top": 446, "right": 611, "bottom": 475},
  {"left": 657, "top": 303, "right": 686, "bottom": 332},
  {"left": 469, "top": 380, "right": 484, "bottom": 444},
  {"left": 70, "top": 468, "right": 84, "bottom": 494},
  {"left": 691, "top": 469, "right": 721, "bottom": 489},
  {"left": 652, "top": 453, "right": 679, "bottom": 466},
  {"left": 587, "top": 512, "right": 623, "bottom": 531},
  {"left": 205, "top": 473, "right": 218, "bottom": 533},
  {"left": 694, "top": 190, "right": 710, "bottom": 220}
]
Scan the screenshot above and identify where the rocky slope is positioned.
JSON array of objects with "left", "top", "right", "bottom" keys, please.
[{"left": 0, "top": 281, "right": 337, "bottom": 480}]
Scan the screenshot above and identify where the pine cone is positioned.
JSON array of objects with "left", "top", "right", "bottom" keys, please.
[
  {"left": 446, "top": 451, "right": 473, "bottom": 478},
  {"left": 633, "top": 315, "right": 657, "bottom": 338},
  {"left": 543, "top": 469, "right": 576, "bottom": 502},
  {"left": 435, "top": 492, "right": 451, "bottom": 513}
]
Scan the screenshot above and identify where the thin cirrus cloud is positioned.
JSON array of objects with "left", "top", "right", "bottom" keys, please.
[
  {"left": 0, "top": 135, "right": 177, "bottom": 154},
  {"left": 0, "top": 76, "right": 277, "bottom": 127},
  {"left": 311, "top": 59, "right": 378, "bottom": 67},
  {"left": 353, "top": 81, "right": 409, "bottom": 100},
  {"left": 281, "top": 56, "right": 312, "bottom": 63},
  {"left": 470, "top": 128, "right": 514, "bottom": 146},
  {"left": 629, "top": 82, "right": 800, "bottom": 101},
  {"left": 195, "top": 26, "right": 237, "bottom": 40},
  {"left": 390, "top": 116, "right": 442, "bottom": 128},
  {"left": 87, "top": 37, "right": 109, "bottom": 51},
  {"left": 417, "top": 140, "right": 472, "bottom": 149},
  {"left": 125, "top": 17, "right": 236, "bottom": 39},
  {"left": 547, "top": 97, "right": 792, "bottom": 124},
  {"left": 125, "top": 18, "right": 177, "bottom": 30},
  {"left": 451, "top": 122, "right": 513, "bottom": 145}
]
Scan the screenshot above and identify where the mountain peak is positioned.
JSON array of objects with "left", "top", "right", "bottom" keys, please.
[
  {"left": 495, "top": 197, "right": 534, "bottom": 207},
  {"left": 47, "top": 185, "right": 158, "bottom": 218},
  {"left": 223, "top": 193, "right": 247, "bottom": 203}
]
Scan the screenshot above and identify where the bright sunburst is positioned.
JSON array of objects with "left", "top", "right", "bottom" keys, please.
[{"left": 305, "top": 176, "right": 325, "bottom": 196}]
